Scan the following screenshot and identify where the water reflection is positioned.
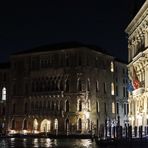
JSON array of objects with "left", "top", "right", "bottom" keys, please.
[
  {"left": 0, "top": 138, "right": 96, "bottom": 148},
  {"left": 81, "top": 139, "right": 92, "bottom": 148},
  {"left": 33, "top": 138, "right": 39, "bottom": 147}
]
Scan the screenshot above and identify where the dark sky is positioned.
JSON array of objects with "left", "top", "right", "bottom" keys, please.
[{"left": 0, "top": 0, "right": 145, "bottom": 63}]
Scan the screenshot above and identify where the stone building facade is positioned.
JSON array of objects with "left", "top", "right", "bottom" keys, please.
[
  {"left": 125, "top": 1, "right": 148, "bottom": 129},
  {"left": 0, "top": 43, "right": 127, "bottom": 136}
]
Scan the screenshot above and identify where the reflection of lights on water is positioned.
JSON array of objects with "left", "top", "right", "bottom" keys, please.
[
  {"left": 22, "top": 130, "right": 27, "bottom": 135},
  {"left": 53, "top": 139, "right": 57, "bottom": 146},
  {"left": 33, "top": 138, "right": 39, "bottom": 147},
  {"left": 81, "top": 139, "right": 91, "bottom": 148},
  {"left": 45, "top": 138, "right": 52, "bottom": 147},
  {"left": 10, "top": 138, "right": 15, "bottom": 142}
]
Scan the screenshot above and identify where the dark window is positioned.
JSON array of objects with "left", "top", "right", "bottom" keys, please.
[
  {"left": 78, "top": 80, "right": 82, "bottom": 91},
  {"left": 78, "top": 118, "right": 82, "bottom": 130},
  {"left": 116, "top": 103, "right": 119, "bottom": 114},
  {"left": 79, "top": 100, "right": 82, "bottom": 111},
  {"left": 23, "top": 119, "right": 27, "bottom": 130},
  {"left": 104, "top": 103, "right": 106, "bottom": 113},
  {"left": 124, "top": 104, "right": 126, "bottom": 115},
  {"left": 87, "top": 79, "right": 90, "bottom": 91},
  {"left": 116, "top": 85, "right": 118, "bottom": 96},
  {"left": 66, "top": 80, "right": 70, "bottom": 92},
  {"left": 13, "top": 104, "right": 16, "bottom": 114},
  {"left": 104, "top": 83, "right": 107, "bottom": 94},
  {"left": 66, "top": 100, "right": 69, "bottom": 112}
]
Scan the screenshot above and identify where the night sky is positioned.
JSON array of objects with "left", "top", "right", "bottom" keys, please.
[{"left": 0, "top": 0, "right": 145, "bottom": 63}]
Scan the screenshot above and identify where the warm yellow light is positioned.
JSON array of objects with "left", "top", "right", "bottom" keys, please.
[
  {"left": 10, "top": 130, "right": 16, "bottom": 134},
  {"left": 22, "top": 130, "right": 27, "bottom": 135},
  {"left": 84, "top": 111, "right": 89, "bottom": 119}
]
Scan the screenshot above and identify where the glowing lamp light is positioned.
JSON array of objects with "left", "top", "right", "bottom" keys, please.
[
  {"left": 84, "top": 111, "right": 89, "bottom": 119},
  {"left": 22, "top": 130, "right": 27, "bottom": 135},
  {"left": 9, "top": 130, "right": 16, "bottom": 134}
]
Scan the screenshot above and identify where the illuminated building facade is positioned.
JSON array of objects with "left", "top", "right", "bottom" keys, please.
[
  {"left": 125, "top": 1, "right": 148, "bottom": 129},
  {"left": 0, "top": 43, "right": 127, "bottom": 136}
]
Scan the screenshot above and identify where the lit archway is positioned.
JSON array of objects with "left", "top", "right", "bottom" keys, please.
[
  {"left": 33, "top": 119, "right": 38, "bottom": 131},
  {"left": 65, "top": 118, "right": 69, "bottom": 135},
  {"left": 40, "top": 119, "right": 51, "bottom": 133},
  {"left": 54, "top": 119, "right": 58, "bottom": 130}
]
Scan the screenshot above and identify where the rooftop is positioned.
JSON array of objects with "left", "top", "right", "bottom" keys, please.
[{"left": 12, "top": 42, "right": 109, "bottom": 56}]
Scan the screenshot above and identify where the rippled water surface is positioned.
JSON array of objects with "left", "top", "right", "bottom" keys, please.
[{"left": 0, "top": 138, "right": 97, "bottom": 148}]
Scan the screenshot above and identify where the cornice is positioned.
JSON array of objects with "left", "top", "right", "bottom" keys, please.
[{"left": 125, "top": 1, "right": 148, "bottom": 35}]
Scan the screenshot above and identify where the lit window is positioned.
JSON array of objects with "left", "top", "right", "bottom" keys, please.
[
  {"left": 111, "top": 61, "right": 114, "bottom": 72},
  {"left": 2, "top": 87, "right": 6, "bottom": 101},
  {"left": 112, "top": 102, "right": 115, "bottom": 114},
  {"left": 54, "top": 119, "right": 58, "bottom": 130},
  {"left": 87, "top": 100, "right": 91, "bottom": 111},
  {"left": 111, "top": 83, "right": 114, "bottom": 95}
]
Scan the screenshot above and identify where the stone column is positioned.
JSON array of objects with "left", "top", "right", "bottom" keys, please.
[{"left": 145, "top": 29, "right": 148, "bottom": 48}]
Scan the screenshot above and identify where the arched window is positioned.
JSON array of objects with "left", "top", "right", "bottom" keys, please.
[
  {"left": 2, "top": 87, "right": 6, "bottom": 101},
  {"left": 112, "top": 102, "right": 115, "bottom": 114},
  {"left": 23, "top": 119, "right": 27, "bottom": 130},
  {"left": 65, "top": 118, "right": 69, "bottom": 132},
  {"left": 33, "top": 119, "right": 38, "bottom": 130},
  {"left": 78, "top": 79, "right": 82, "bottom": 91},
  {"left": 60, "top": 79, "right": 64, "bottom": 91},
  {"left": 52, "top": 101, "right": 54, "bottom": 110},
  {"left": 65, "top": 100, "right": 69, "bottom": 112},
  {"left": 60, "top": 100, "right": 63, "bottom": 111},
  {"left": 77, "top": 100, "right": 82, "bottom": 111},
  {"left": 54, "top": 119, "right": 58, "bottom": 130},
  {"left": 56, "top": 101, "right": 59, "bottom": 111},
  {"left": 111, "top": 82, "right": 115, "bottom": 95},
  {"left": 78, "top": 118, "right": 82, "bottom": 131},
  {"left": 86, "top": 79, "right": 90, "bottom": 91},
  {"left": 86, "top": 119, "right": 90, "bottom": 131},
  {"left": 65, "top": 80, "right": 69, "bottom": 92}
]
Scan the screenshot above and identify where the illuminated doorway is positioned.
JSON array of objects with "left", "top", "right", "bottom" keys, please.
[
  {"left": 40, "top": 119, "right": 51, "bottom": 133},
  {"left": 33, "top": 119, "right": 38, "bottom": 133}
]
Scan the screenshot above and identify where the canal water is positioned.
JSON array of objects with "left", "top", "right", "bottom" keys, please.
[{"left": 0, "top": 138, "right": 97, "bottom": 148}]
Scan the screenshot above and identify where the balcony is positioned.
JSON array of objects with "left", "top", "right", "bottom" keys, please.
[{"left": 133, "top": 87, "right": 145, "bottom": 96}]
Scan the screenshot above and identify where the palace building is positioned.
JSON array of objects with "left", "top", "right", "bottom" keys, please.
[
  {"left": 125, "top": 1, "right": 148, "bottom": 129},
  {"left": 0, "top": 43, "right": 127, "bottom": 137}
]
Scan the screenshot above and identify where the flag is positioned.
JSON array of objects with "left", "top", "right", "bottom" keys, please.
[
  {"left": 127, "top": 78, "right": 134, "bottom": 92},
  {"left": 132, "top": 66, "right": 140, "bottom": 90},
  {"left": 126, "top": 74, "right": 134, "bottom": 92}
]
